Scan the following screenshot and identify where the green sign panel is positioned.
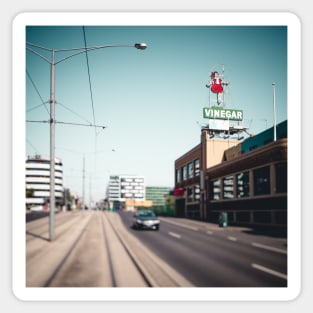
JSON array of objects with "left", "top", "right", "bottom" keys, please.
[{"left": 203, "top": 106, "right": 243, "bottom": 121}]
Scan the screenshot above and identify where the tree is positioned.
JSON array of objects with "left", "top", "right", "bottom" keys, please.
[{"left": 26, "top": 188, "right": 34, "bottom": 198}]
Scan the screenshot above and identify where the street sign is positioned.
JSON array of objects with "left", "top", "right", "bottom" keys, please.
[{"left": 203, "top": 106, "right": 243, "bottom": 121}]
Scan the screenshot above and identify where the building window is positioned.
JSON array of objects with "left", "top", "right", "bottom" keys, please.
[
  {"left": 176, "top": 168, "right": 181, "bottom": 184},
  {"left": 253, "top": 166, "right": 270, "bottom": 195},
  {"left": 276, "top": 162, "right": 287, "bottom": 193},
  {"left": 237, "top": 171, "right": 250, "bottom": 198},
  {"left": 187, "top": 187, "right": 193, "bottom": 202},
  {"left": 194, "top": 184, "right": 200, "bottom": 201},
  {"left": 223, "top": 176, "right": 234, "bottom": 199},
  {"left": 182, "top": 165, "right": 187, "bottom": 181},
  {"left": 210, "top": 179, "right": 221, "bottom": 200},
  {"left": 249, "top": 145, "right": 258, "bottom": 151},
  {"left": 194, "top": 159, "right": 200, "bottom": 176},
  {"left": 187, "top": 162, "right": 193, "bottom": 179}
]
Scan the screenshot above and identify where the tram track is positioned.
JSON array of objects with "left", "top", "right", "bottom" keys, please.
[
  {"left": 44, "top": 211, "right": 113, "bottom": 287},
  {"left": 100, "top": 212, "right": 149, "bottom": 287},
  {"left": 44, "top": 211, "right": 149, "bottom": 287},
  {"left": 26, "top": 210, "right": 194, "bottom": 287},
  {"left": 27, "top": 211, "right": 149, "bottom": 287},
  {"left": 103, "top": 212, "right": 153, "bottom": 287}
]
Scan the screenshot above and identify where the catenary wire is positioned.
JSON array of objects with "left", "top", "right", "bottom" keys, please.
[
  {"left": 82, "top": 26, "right": 98, "bottom": 137},
  {"left": 26, "top": 70, "right": 50, "bottom": 115},
  {"left": 26, "top": 138, "right": 39, "bottom": 154},
  {"left": 56, "top": 101, "right": 93, "bottom": 125}
]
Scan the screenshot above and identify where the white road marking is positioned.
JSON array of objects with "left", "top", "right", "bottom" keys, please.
[
  {"left": 207, "top": 230, "right": 213, "bottom": 235},
  {"left": 160, "top": 219, "right": 198, "bottom": 231},
  {"left": 168, "top": 232, "right": 181, "bottom": 239},
  {"left": 228, "top": 236, "right": 237, "bottom": 241},
  {"left": 251, "top": 263, "right": 287, "bottom": 280},
  {"left": 252, "top": 242, "right": 287, "bottom": 255}
]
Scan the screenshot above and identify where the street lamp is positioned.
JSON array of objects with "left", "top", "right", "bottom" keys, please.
[
  {"left": 135, "top": 43, "right": 147, "bottom": 50},
  {"left": 26, "top": 41, "right": 147, "bottom": 241}
]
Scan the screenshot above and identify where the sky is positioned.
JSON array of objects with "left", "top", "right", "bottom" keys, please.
[{"left": 25, "top": 23, "right": 287, "bottom": 204}]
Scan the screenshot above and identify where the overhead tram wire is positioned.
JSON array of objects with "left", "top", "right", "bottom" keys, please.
[
  {"left": 26, "top": 138, "right": 39, "bottom": 154},
  {"left": 26, "top": 103, "right": 49, "bottom": 113},
  {"left": 26, "top": 119, "right": 106, "bottom": 129},
  {"left": 26, "top": 69, "right": 50, "bottom": 115},
  {"left": 26, "top": 41, "right": 106, "bottom": 133},
  {"left": 82, "top": 26, "right": 98, "bottom": 137},
  {"left": 56, "top": 101, "right": 93, "bottom": 126},
  {"left": 82, "top": 27, "right": 100, "bottom": 205}
]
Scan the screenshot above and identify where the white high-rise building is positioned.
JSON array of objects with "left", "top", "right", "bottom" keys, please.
[
  {"left": 25, "top": 155, "right": 64, "bottom": 210},
  {"left": 106, "top": 175, "right": 145, "bottom": 210}
]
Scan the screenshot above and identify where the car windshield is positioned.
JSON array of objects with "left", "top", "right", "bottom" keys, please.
[{"left": 137, "top": 211, "right": 155, "bottom": 218}]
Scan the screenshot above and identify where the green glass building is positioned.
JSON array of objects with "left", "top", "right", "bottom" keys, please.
[{"left": 145, "top": 186, "right": 172, "bottom": 207}]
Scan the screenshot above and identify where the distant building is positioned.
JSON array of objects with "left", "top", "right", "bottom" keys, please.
[
  {"left": 145, "top": 186, "right": 172, "bottom": 207},
  {"left": 106, "top": 175, "right": 145, "bottom": 210},
  {"left": 25, "top": 155, "right": 64, "bottom": 210}
]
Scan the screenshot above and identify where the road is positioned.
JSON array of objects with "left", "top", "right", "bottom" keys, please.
[{"left": 118, "top": 211, "right": 287, "bottom": 287}]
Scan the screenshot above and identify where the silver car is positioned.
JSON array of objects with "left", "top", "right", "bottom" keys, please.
[{"left": 132, "top": 210, "right": 160, "bottom": 231}]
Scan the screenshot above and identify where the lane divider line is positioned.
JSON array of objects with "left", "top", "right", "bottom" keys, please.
[
  {"left": 168, "top": 232, "right": 181, "bottom": 239},
  {"left": 252, "top": 242, "right": 287, "bottom": 255},
  {"left": 228, "top": 236, "right": 237, "bottom": 241},
  {"left": 251, "top": 263, "right": 287, "bottom": 280}
]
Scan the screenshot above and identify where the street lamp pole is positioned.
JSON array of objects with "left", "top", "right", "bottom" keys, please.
[
  {"left": 272, "top": 82, "right": 277, "bottom": 142},
  {"left": 27, "top": 42, "right": 147, "bottom": 241}
]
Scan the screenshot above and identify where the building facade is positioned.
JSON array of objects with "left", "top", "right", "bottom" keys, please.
[
  {"left": 145, "top": 186, "right": 172, "bottom": 207},
  {"left": 25, "top": 155, "right": 64, "bottom": 209},
  {"left": 174, "top": 120, "right": 287, "bottom": 230},
  {"left": 106, "top": 175, "right": 145, "bottom": 210},
  {"left": 174, "top": 133, "right": 240, "bottom": 219}
]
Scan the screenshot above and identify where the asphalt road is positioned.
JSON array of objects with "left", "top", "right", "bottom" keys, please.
[{"left": 118, "top": 211, "right": 287, "bottom": 287}]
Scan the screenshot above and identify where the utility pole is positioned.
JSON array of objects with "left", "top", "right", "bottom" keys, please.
[
  {"left": 272, "top": 83, "right": 277, "bottom": 141},
  {"left": 26, "top": 41, "right": 147, "bottom": 240},
  {"left": 82, "top": 154, "right": 85, "bottom": 210},
  {"left": 49, "top": 48, "right": 56, "bottom": 241}
]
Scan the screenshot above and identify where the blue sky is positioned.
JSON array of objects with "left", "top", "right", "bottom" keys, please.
[{"left": 26, "top": 24, "right": 287, "bottom": 203}]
